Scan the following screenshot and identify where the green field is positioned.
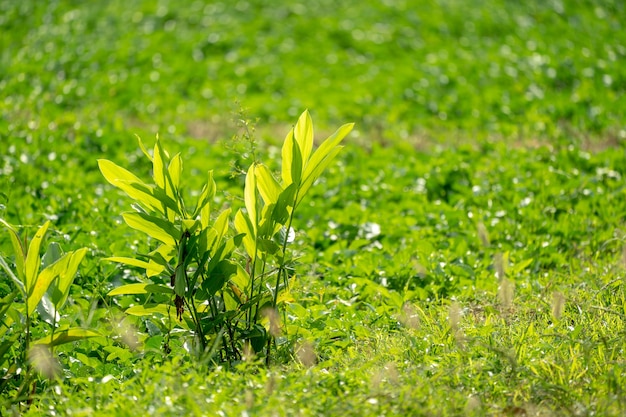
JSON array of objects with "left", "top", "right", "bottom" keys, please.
[{"left": 2, "top": 1, "right": 626, "bottom": 415}]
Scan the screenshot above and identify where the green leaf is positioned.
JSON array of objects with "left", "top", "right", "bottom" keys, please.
[
  {"left": 32, "top": 328, "right": 101, "bottom": 347},
  {"left": 0, "top": 255, "right": 24, "bottom": 296},
  {"left": 290, "top": 133, "right": 303, "bottom": 186},
  {"left": 244, "top": 164, "right": 258, "bottom": 234},
  {"left": 281, "top": 129, "right": 295, "bottom": 185},
  {"left": 194, "top": 171, "right": 216, "bottom": 220},
  {"left": 302, "top": 122, "right": 353, "bottom": 184},
  {"left": 294, "top": 110, "right": 314, "bottom": 164},
  {"left": 212, "top": 208, "right": 231, "bottom": 246},
  {"left": 234, "top": 209, "right": 256, "bottom": 259},
  {"left": 202, "top": 260, "right": 237, "bottom": 296},
  {"left": 98, "top": 159, "right": 164, "bottom": 215},
  {"left": 255, "top": 164, "right": 283, "bottom": 206},
  {"left": 122, "top": 212, "right": 181, "bottom": 246},
  {"left": 48, "top": 248, "right": 88, "bottom": 310},
  {"left": 0, "top": 218, "right": 25, "bottom": 283},
  {"left": 24, "top": 221, "right": 50, "bottom": 295},
  {"left": 27, "top": 253, "right": 66, "bottom": 315},
  {"left": 125, "top": 303, "right": 173, "bottom": 317},
  {"left": 108, "top": 283, "right": 172, "bottom": 296},
  {"left": 136, "top": 135, "right": 153, "bottom": 161},
  {"left": 168, "top": 153, "right": 183, "bottom": 192},
  {"left": 152, "top": 137, "right": 168, "bottom": 190},
  {"left": 42, "top": 242, "right": 63, "bottom": 269},
  {"left": 104, "top": 256, "right": 152, "bottom": 270},
  {"left": 297, "top": 146, "right": 343, "bottom": 207}
]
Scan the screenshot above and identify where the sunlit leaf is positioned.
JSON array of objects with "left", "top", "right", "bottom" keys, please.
[
  {"left": 108, "top": 283, "right": 172, "bottom": 296},
  {"left": 294, "top": 110, "right": 314, "bottom": 164},
  {"left": 32, "top": 328, "right": 101, "bottom": 347},
  {"left": 122, "top": 212, "right": 181, "bottom": 246},
  {"left": 98, "top": 159, "right": 164, "bottom": 215},
  {"left": 0, "top": 218, "right": 25, "bottom": 283},
  {"left": 48, "top": 248, "right": 88, "bottom": 310},
  {"left": 234, "top": 209, "right": 257, "bottom": 259},
  {"left": 24, "top": 221, "right": 50, "bottom": 295},
  {"left": 255, "top": 164, "right": 282, "bottom": 206},
  {"left": 244, "top": 163, "right": 258, "bottom": 234}
]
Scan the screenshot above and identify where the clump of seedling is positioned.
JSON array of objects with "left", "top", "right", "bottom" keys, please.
[{"left": 100, "top": 110, "right": 353, "bottom": 364}]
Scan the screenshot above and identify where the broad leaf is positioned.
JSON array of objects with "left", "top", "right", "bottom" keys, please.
[{"left": 255, "top": 164, "right": 283, "bottom": 206}]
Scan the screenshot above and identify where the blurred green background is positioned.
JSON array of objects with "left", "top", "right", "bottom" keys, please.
[{"left": 2, "top": 0, "right": 624, "bottom": 143}]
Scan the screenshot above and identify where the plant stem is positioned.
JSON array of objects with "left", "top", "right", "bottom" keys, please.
[{"left": 266, "top": 188, "right": 299, "bottom": 365}]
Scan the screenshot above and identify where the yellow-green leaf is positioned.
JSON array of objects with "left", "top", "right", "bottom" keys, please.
[
  {"left": 49, "top": 248, "right": 88, "bottom": 310},
  {"left": 24, "top": 221, "right": 50, "bottom": 295},
  {"left": 122, "top": 212, "right": 181, "bottom": 246},
  {"left": 255, "top": 164, "right": 282, "bottom": 206},
  {"left": 244, "top": 164, "right": 257, "bottom": 234},
  {"left": 32, "top": 328, "right": 101, "bottom": 347},
  {"left": 0, "top": 218, "right": 25, "bottom": 284},
  {"left": 98, "top": 159, "right": 164, "bottom": 215},
  {"left": 294, "top": 110, "right": 314, "bottom": 164},
  {"left": 281, "top": 129, "right": 295, "bottom": 185},
  {"left": 234, "top": 209, "right": 256, "bottom": 259},
  {"left": 168, "top": 153, "right": 182, "bottom": 190},
  {"left": 302, "top": 122, "right": 353, "bottom": 182},
  {"left": 108, "top": 283, "right": 172, "bottom": 296}
]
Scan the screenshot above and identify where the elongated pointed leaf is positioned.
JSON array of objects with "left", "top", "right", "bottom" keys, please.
[
  {"left": 153, "top": 138, "right": 167, "bottom": 190},
  {"left": 255, "top": 164, "right": 282, "bottom": 206},
  {"left": 244, "top": 164, "right": 257, "bottom": 234},
  {"left": 212, "top": 208, "right": 231, "bottom": 246},
  {"left": 302, "top": 123, "right": 353, "bottom": 181},
  {"left": 98, "top": 159, "right": 164, "bottom": 215},
  {"left": 0, "top": 256, "right": 24, "bottom": 295},
  {"left": 136, "top": 135, "right": 153, "bottom": 161},
  {"left": 294, "top": 110, "right": 314, "bottom": 164},
  {"left": 122, "top": 212, "right": 181, "bottom": 246},
  {"left": 297, "top": 146, "right": 343, "bottom": 207},
  {"left": 234, "top": 209, "right": 256, "bottom": 259},
  {"left": 0, "top": 218, "right": 25, "bottom": 283},
  {"left": 24, "top": 221, "right": 50, "bottom": 294},
  {"left": 202, "top": 260, "right": 237, "bottom": 296},
  {"left": 108, "top": 283, "right": 172, "bottom": 296},
  {"left": 281, "top": 129, "right": 295, "bottom": 185},
  {"left": 168, "top": 153, "right": 182, "bottom": 192},
  {"left": 194, "top": 171, "right": 216, "bottom": 220},
  {"left": 125, "top": 303, "right": 173, "bottom": 317},
  {"left": 27, "top": 251, "right": 71, "bottom": 316},
  {"left": 32, "top": 328, "right": 101, "bottom": 347},
  {"left": 49, "top": 248, "right": 88, "bottom": 310},
  {"left": 104, "top": 256, "right": 153, "bottom": 270},
  {"left": 290, "top": 134, "right": 303, "bottom": 186}
]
